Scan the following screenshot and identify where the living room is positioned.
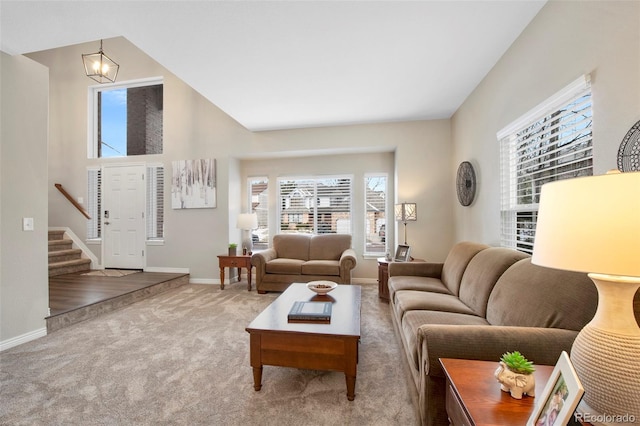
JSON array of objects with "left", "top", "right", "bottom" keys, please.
[{"left": 1, "top": 0, "right": 638, "bottom": 415}]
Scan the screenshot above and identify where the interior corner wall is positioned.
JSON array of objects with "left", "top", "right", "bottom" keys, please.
[
  {"left": 244, "top": 118, "right": 455, "bottom": 274},
  {"left": 451, "top": 0, "right": 640, "bottom": 245},
  {"left": 1, "top": 52, "right": 49, "bottom": 346},
  {"left": 26, "top": 37, "right": 254, "bottom": 280}
]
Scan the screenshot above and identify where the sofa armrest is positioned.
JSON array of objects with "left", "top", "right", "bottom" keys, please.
[
  {"left": 251, "top": 248, "right": 277, "bottom": 276},
  {"left": 388, "top": 262, "right": 443, "bottom": 278},
  {"left": 340, "top": 248, "right": 357, "bottom": 269},
  {"left": 417, "top": 324, "right": 579, "bottom": 378}
]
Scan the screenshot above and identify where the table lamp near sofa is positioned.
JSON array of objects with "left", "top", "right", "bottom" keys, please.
[
  {"left": 395, "top": 202, "right": 417, "bottom": 245},
  {"left": 532, "top": 171, "right": 640, "bottom": 421},
  {"left": 237, "top": 213, "right": 258, "bottom": 255}
]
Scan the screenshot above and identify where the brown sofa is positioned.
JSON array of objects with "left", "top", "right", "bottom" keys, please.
[
  {"left": 388, "top": 242, "right": 603, "bottom": 426},
  {"left": 251, "top": 233, "right": 356, "bottom": 293}
]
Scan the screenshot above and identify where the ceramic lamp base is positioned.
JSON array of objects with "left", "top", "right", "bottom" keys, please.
[{"left": 570, "top": 274, "right": 640, "bottom": 421}]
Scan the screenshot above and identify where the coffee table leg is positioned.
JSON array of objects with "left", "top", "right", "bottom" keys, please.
[
  {"left": 252, "top": 366, "right": 263, "bottom": 391},
  {"left": 345, "top": 338, "right": 358, "bottom": 400},
  {"left": 345, "top": 374, "right": 356, "bottom": 401}
]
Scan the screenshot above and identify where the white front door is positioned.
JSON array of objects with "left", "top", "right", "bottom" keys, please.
[{"left": 103, "top": 165, "right": 146, "bottom": 269}]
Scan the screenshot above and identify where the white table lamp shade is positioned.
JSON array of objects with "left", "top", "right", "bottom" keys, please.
[
  {"left": 532, "top": 171, "right": 640, "bottom": 277},
  {"left": 237, "top": 213, "right": 258, "bottom": 230}
]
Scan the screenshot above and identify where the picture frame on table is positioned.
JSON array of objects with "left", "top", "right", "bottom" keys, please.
[
  {"left": 394, "top": 244, "right": 411, "bottom": 262},
  {"left": 527, "top": 351, "right": 584, "bottom": 426}
]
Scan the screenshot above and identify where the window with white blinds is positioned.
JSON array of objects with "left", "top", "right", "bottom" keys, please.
[
  {"left": 249, "top": 177, "right": 269, "bottom": 251},
  {"left": 364, "top": 174, "right": 387, "bottom": 255},
  {"left": 146, "top": 164, "right": 164, "bottom": 240},
  {"left": 498, "top": 75, "right": 593, "bottom": 254},
  {"left": 86, "top": 168, "right": 102, "bottom": 239},
  {"left": 278, "top": 176, "right": 352, "bottom": 235}
]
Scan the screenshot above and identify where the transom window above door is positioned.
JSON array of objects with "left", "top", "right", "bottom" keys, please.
[{"left": 87, "top": 77, "right": 163, "bottom": 158}]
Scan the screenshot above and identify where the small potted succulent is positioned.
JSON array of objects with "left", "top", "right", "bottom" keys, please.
[
  {"left": 228, "top": 243, "right": 238, "bottom": 256},
  {"left": 494, "top": 351, "right": 536, "bottom": 399}
]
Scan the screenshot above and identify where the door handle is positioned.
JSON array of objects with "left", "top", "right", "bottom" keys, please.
[{"left": 104, "top": 221, "right": 110, "bottom": 225}]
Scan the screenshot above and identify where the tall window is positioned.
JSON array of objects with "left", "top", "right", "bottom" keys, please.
[
  {"left": 249, "top": 177, "right": 269, "bottom": 251},
  {"left": 364, "top": 174, "right": 387, "bottom": 255},
  {"left": 146, "top": 165, "right": 164, "bottom": 240},
  {"left": 86, "top": 165, "right": 164, "bottom": 241},
  {"left": 87, "top": 168, "right": 101, "bottom": 240},
  {"left": 498, "top": 76, "right": 593, "bottom": 254},
  {"left": 88, "top": 77, "right": 163, "bottom": 158},
  {"left": 278, "top": 176, "right": 352, "bottom": 235}
]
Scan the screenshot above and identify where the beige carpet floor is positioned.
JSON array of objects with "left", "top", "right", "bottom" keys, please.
[{"left": 0, "top": 282, "right": 417, "bottom": 425}]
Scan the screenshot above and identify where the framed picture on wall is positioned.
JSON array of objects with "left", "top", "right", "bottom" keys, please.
[{"left": 394, "top": 244, "right": 411, "bottom": 262}]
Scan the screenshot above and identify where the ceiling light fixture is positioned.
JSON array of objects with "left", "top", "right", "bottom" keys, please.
[{"left": 82, "top": 39, "right": 119, "bottom": 84}]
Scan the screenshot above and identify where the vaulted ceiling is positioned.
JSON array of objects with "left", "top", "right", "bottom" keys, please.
[{"left": 0, "top": 1, "right": 546, "bottom": 131}]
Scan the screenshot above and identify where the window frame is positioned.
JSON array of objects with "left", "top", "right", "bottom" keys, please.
[
  {"left": 277, "top": 175, "right": 353, "bottom": 236},
  {"left": 363, "top": 173, "right": 388, "bottom": 257},
  {"left": 248, "top": 176, "right": 269, "bottom": 251},
  {"left": 498, "top": 75, "right": 593, "bottom": 254},
  {"left": 87, "top": 76, "right": 164, "bottom": 159}
]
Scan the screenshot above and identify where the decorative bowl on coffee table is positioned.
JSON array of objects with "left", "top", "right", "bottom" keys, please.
[{"left": 307, "top": 281, "right": 337, "bottom": 295}]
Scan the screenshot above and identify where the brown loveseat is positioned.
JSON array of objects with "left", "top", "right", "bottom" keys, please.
[
  {"left": 251, "top": 233, "right": 356, "bottom": 293},
  {"left": 388, "top": 241, "right": 605, "bottom": 426}
]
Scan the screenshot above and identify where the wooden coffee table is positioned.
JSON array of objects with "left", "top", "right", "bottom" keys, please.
[{"left": 245, "top": 283, "right": 362, "bottom": 400}]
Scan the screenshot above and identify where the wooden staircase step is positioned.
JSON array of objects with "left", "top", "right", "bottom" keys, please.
[
  {"left": 48, "top": 230, "right": 66, "bottom": 241},
  {"left": 48, "top": 249, "right": 83, "bottom": 263},
  {"left": 48, "top": 239, "right": 73, "bottom": 252},
  {"left": 48, "top": 258, "right": 92, "bottom": 277}
]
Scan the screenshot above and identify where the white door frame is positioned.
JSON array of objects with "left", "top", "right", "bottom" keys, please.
[{"left": 101, "top": 163, "right": 146, "bottom": 269}]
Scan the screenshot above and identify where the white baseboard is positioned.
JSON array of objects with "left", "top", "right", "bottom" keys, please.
[{"left": 0, "top": 327, "right": 47, "bottom": 352}]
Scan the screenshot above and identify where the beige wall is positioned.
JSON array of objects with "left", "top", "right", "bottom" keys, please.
[
  {"left": 25, "top": 37, "right": 454, "bottom": 284},
  {"left": 0, "top": 52, "right": 49, "bottom": 347},
  {"left": 246, "top": 119, "right": 455, "bottom": 275},
  {"left": 451, "top": 0, "right": 640, "bottom": 244},
  {"left": 27, "top": 38, "right": 255, "bottom": 280}
]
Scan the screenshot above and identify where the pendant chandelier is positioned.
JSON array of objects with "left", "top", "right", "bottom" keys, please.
[{"left": 82, "top": 39, "right": 119, "bottom": 84}]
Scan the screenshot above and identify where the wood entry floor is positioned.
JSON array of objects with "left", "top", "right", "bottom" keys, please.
[{"left": 47, "top": 271, "right": 189, "bottom": 331}]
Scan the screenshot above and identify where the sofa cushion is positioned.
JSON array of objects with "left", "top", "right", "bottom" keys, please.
[
  {"left": 487, "top": 258, "right": 597, "bottom": 330},
  {"left": 309, "top": 234, "right": 352, "bottom": 260},
  {"left": 458, "top": 247, "right": 530, "bottom": 317},
  {"left": 388, "top": 276, "right": 451, "bottom": 302},
  {"left": 273, "top": 234, "right": 311, "bottom": 261},
  {"left": 441, "top": 242, "right": 489, "bottom": 296},
  {"left": 401, "top": 310, "right": 489, "bottom": 371},
  {"left": 265, "top": 258, "right": 305, "bottom": 275},
  {"left": 395, "top": 291, "right": 477, "bottom": 318},
  {"left": 301, "top": 260, "right": 340, "bottom": 276}
]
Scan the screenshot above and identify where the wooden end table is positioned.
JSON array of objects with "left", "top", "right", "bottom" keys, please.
[
  {"left": 440, "top": 358, "right": 553, "bottom": 426},
  {"left": 246, "top": 283, "right": 362, "bottom": 400},
  {"left": 377, "top": 257, "right": 424, "bottom": 301},
  {"left": 217, "top": 254, "right": 252, "bottom": 290}
]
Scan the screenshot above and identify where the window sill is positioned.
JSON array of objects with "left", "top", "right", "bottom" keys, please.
[{"left": 146, "top": 239, "right": 165, "bottom": 246}]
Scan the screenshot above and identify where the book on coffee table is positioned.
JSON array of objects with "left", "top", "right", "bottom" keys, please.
[{"left": 287, "top": 300, "right": 332, "bottom": 323}]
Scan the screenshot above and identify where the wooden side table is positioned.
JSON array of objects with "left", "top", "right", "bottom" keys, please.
[
  {"left": 217, "top": 255, "right": 252, "bottom": 291},
  {"left": 377, "top": 257, "right": 424, "bottom": 301},
  {"left": 377, "top": 258, "right": 391, "bottom": 301},
  {"left": 440, "top": 358, "right": 553, "bottom": 426}
]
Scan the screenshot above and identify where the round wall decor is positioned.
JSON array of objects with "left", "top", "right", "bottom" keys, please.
[
  {"left": 456, "top": 161, "right": 476, "bottom": 206},
  {"left": 618, "top": 119, "right": 640, "bottom": 172}
]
